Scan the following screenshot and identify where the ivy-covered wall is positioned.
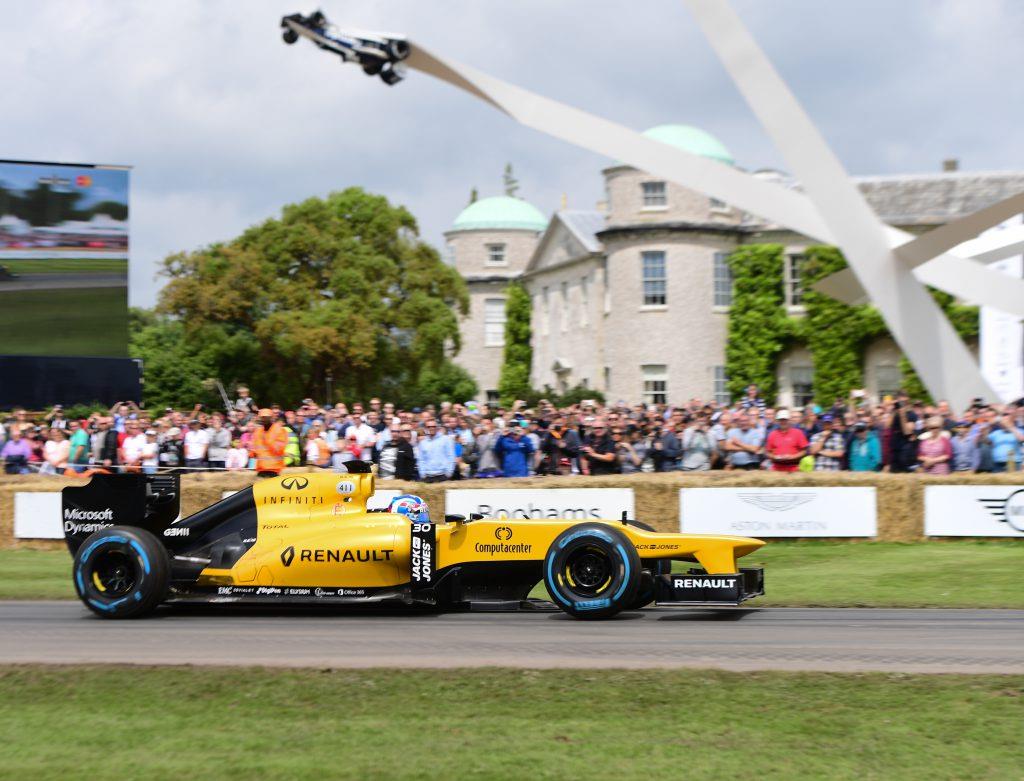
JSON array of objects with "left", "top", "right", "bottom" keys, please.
[
  {"left": 723, "top": 244, "right": 789, "bottom": 401},
  {"left": 724, "top": 244, "right": 979, "bottom": 405}
]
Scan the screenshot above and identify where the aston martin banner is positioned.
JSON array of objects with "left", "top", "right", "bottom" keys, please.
[{"left": 679, "top": 487, "right": 877, "bottom": 537}]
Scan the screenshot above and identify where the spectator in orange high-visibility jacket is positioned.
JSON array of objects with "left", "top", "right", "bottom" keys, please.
[{"left": 252, "top": 408, "right": 289, "bottom": 477}]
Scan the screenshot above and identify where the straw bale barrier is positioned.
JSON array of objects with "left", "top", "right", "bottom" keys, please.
[{"left": 2, "top": 470, "right": 1022, "bottom": 550}]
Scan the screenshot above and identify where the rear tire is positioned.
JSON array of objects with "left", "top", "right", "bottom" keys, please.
[
  {"left": 282, "top": 29, "right": 298, "bottom": 44},
  {"left": 544, "top": 524, "right": 640, "bottom": 619},
  {"left": 72, "top": 526, "right": 169, "bottom": 619}
]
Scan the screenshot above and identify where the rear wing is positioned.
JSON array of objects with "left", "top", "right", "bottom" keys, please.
[{"left": 61, "top": 473, "right": 180, "bottom": 555}]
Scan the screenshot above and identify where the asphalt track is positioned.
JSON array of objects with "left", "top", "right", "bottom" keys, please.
[{"left": 1, "top": 602, "right": 1022, "bottom": 673}]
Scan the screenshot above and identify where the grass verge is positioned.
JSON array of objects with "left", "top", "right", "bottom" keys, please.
[
  {"left": 0, "top": 666, "right": 1020, "bottom": 780},
  {"left": 0, "top": 286, "right": 127, "bottom": 356},
  {"left": 2, "top": 541, "right": 1021, "bottom": 607}
]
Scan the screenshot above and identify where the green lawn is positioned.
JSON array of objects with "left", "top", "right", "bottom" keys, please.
[
  {"left": 0, "top": 286, "right": 127, "bottom": 356},
  {"left": 4, "top": 541, "right": 1021, "bottom": 607},
  {"left": 0, "top": 258, "right": 127, "bottom": 275},
  {"left": 0, "top": 666, "right": 1020, "bottom": 780}
]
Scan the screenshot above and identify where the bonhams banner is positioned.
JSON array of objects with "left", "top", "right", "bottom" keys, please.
[
  {"left": 445, "top": 489, "right": 634, "bottom": 521},
  {"left": 924, "top": 486, "right": 1024, "bottom": 537},
  {"left": 679, "top": 487, "right": 877, "bottom": 537}
]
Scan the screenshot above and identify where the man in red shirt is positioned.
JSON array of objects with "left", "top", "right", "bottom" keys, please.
[{"left": 765, "top": 409, "right": 808, "bottom": 472}]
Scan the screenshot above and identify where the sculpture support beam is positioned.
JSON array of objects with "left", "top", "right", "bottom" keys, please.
[
  {"left": 683, "top": 0, "right": 994, "bottom": 408},
  {"left": 404, "top": 8, "right": 1016, "bottom": 408}
]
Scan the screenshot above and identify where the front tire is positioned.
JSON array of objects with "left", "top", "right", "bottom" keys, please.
[
  {"left": 544, "top": 524, "right": 640, "bottom": 619},
  {"left": 282, "top": 28, "right": 298, "bottom": 44},
  {"left": 72, "top": 526, "right": 169, "bottom": 619}
]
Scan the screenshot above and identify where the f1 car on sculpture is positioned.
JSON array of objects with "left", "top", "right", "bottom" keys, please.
[
  {"left": 62, "top": 464, "right": 765, "bottom": 620},
  {"left": 281, "top": 10, "right": 410, "bottom": 85}
]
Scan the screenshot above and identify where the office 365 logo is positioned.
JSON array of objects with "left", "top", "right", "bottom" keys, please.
[
  {"left": 281, "top": 546, "right": 295, "bottom": 567},
  {"left": 281, "top": 476, "right": 309, "bottom": 491}
]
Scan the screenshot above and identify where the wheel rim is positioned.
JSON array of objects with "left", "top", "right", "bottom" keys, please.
[
  {"left": 91, "top": 549, "right": 138, "bottom": 597},
  {"left": 563, "top": 546, "right": 613, "bottom": 596}
]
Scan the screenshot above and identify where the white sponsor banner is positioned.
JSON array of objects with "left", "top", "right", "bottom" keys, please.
[
  {"left": 14, "top": 492, "right": 63, "bottom": 539},
  {"left": 924, "top": 486, "right": 1024, "bottom": 537},
  {"left": 445, "top": 488, "right": 634, "bottom": 521},
  {"left": 679, "top": 487, "right": 876, "bottom": 537}
]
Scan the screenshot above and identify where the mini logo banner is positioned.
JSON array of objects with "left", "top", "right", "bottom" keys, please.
[{"left": 925, "top": 486, "right": 1024, "bottom": 537}]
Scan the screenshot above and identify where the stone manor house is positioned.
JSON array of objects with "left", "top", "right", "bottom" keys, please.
[{"left": 444, "top": 124, "right": 1024, "bottom": 406}]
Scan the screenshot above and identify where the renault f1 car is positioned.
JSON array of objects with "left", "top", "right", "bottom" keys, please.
[
  {"left": 62, "top": 463, "right": 765, "bottom": 620},
  {"left": 281, "top": 10, "right": 410, "bottom": 85}
]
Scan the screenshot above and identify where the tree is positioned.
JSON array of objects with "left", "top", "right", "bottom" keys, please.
[
  {"left": 498, "top": 282, "right": 533, "bottom": 405},
  {"left": 153, "top": 188, "right": 469, "bottom": 404}
]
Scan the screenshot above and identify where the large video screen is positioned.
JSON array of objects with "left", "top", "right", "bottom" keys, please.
[{"left": 0, "top": 160, "right": 129, "bottom": 357}]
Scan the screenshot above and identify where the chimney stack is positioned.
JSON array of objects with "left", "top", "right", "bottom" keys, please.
[{"left": 942, "top": 158, "right": 959, "bottom": 172}]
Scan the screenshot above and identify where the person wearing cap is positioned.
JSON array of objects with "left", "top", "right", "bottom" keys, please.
[
  {"left": 141, "top": 430, "right": 159, "bottom": 474},
  {"left": 949, "top": 421, "right": 979, "bottom": 473},
  {"left": 765, "top": 409, "right": 808, "bottom": 473},
  {"left": 252, "top": 408, "right": 289, "bottom": 477},
  {"left": 809, "top": 415, "right": 846, "bottom": 471},
  {"left": 847, "top": 421, "right": 881, "bottom": 471},
  {"left": 493, "top": 420, "right": 535, "bottom": 478}
]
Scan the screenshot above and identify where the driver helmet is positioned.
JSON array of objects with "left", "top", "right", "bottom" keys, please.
[{"left": 388, "top": 494, "right": 430, "bottom": 523}]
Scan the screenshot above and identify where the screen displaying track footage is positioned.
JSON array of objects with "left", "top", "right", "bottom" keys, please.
[{"left": 0, "top": 160, "right": 130, "bottom": 357}]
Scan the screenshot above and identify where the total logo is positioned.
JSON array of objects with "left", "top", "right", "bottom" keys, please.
[
  {"left": 979, "top": 489, "right": 1024, "bottom": 533},
  {"left": 281, "top": 476, "right": 309, "bottom": 491}
]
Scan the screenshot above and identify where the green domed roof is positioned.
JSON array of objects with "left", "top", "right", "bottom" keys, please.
[
  {"left": 642, "top": 124, "right": 734, "bottom": 166},
  {"left": 451, "top": 196, "right": 547, "bottom": 232}
]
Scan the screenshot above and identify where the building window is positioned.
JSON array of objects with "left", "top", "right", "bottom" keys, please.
[
  {"left": 785, "top": 253, "right": 805, "bottom": 307},
  {"left": 641, "top": 251, "right": 667, "bottom": 306},
  {"left": 603, "top": 366, "right": 611, "bottom": 392},
  {"left": 580, "top": 275, "right": 589, "bottom": 326},
  {"left": 486, "top": 389, "right": 500, "bottom": 403},
  {"left": 713, "top": 366, "right": 730, "bottom": 405},
  {"left": 641, "top": 181, "right": 667, "bottom": 208},
  {"left": 790, "top": 365, "right": 814, "bottom": 408},
  {"left": 484, "top": 298, "right": 506, "bottom": 347},
  {"left": 486, "top": 243, "right": 506, "bottom": 265},
  {"left": 444, "top": 242, "right": 456, "bottom": 266},
  {"left": 642, "top": 364, "right": 668, "bottom": 405},
  {"left": 710, "top": 196, "right": 728, "bottom": 212},
  {"left": 713, "top": 252, "right": 733, "bottom": 307},
  {"left": 876, "top": 365, "right": 901, "bottom": 399},
  {"left": 560, "top": 281, "right": 569, "bottom": 332}
]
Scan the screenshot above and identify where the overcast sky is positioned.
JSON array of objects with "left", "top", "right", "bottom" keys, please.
[{"left": 1, "top": 0, "right": 1021, "bottom": 307}]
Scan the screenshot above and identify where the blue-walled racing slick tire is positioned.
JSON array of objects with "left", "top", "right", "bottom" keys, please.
[
  {"left": 544, "top": 523, "right": 640, "bottom": 620},
  {"left": 72, "top": 526, "right": 170, "bottom": 619}
]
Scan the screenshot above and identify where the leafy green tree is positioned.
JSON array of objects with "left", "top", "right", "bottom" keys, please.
[
  {"left": 498, "top": 282, "right": 533, "bottom": 405},
  {"left": 153, "top": 188, "right": 468, "bottom": 405}
]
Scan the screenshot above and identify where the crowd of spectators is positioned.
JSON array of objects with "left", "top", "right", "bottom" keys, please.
[{"left": 2, "top": 384, "right": 1023, "bottom": 478}]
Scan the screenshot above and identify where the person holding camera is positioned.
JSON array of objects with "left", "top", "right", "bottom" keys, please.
[
  {"left": 540, "top": 415, "right": 580, "bottom": 475},
  {"left": 888, "top": 390, "right": 919, "bottom": 472}
]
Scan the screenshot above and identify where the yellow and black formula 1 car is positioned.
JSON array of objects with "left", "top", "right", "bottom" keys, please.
[{"left": 62, "top": 463, "right": 765, "bottom": 620}]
